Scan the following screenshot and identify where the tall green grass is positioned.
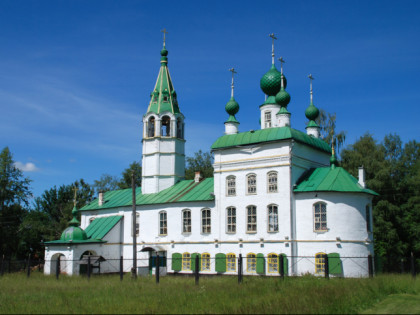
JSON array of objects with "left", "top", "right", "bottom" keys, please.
[{"left": 0, "top": 273, "right": 418, "bottom": 314}]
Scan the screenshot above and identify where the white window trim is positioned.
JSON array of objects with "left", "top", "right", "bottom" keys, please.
[
  {"left": 226, "top": 206, "right": 236, "bottom": 234},
  {"left": 201, "top": 208, "right": 211, "bottom": 234},
  {"left": 159, "top": 211, "right": 167, "bottom": 236},
  {"left": 264, "top": 111, "right": 272, "bottom": 128},
  {"left": 267, "top": 204, "right": 279, "bottom": 233},
  {"left": 182, "top": 209, "right": 191, "bottom": 234},
  {"left": 313, "top": 202, "right": 328, "bottom": 232},
  {"left": 246, "top": 205, "right": 257, "bottom": 233},
  {"left": 267, "top": 171, "right": 278, "bottom": 193},
  {"left": 226, "top": 175, "right": 236, "bottom": 197},
  {"left": 246, "top": 173, "right": 257, "bottom": 195}
]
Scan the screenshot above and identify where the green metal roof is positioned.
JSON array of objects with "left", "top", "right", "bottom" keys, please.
[
  {"left": 211, "top": 126, "right": 331, "bottom": 153},
  {"left": 81, "top": 178, "right": 215, "bottom": 211},
  {"left": 84, "top": 216, "right": 123, "bottom": 239},
  {"left": 294, "top": 167, "right": 378, "bottom": 195}
]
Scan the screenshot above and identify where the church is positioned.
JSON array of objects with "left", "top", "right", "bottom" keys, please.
[{"left": 43, "top": 34, "right": 377, "bottom": 277}]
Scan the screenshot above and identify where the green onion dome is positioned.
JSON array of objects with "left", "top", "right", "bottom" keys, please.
[
  {"left": 260, "top": 64, "right": 287, "bottom": 96},
  {"left": 160, "top": 48, "right": 168, "bottom": 56},
  {"left": 225, "top": 96, "right": 239, "bottom": 116},
  {"left": 60, "top": 226, "right": 88, "bottom": 242},
  {"left": 275, "top": 87, "right": 291, "bottom": 107},
  {"left": 305, "top": 102, "right": 319, "bottom": 121}
]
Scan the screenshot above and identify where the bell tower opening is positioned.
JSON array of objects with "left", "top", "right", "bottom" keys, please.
[{"left": 161, "top": 116, "right": 171, "bottom": 137}]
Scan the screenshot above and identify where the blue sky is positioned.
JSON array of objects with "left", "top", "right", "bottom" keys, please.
[{"left": 1, "top": 0, "right": 419, "bottom": 200}]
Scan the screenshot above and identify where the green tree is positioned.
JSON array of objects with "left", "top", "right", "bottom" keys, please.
[
  {"left": 0, "top": 147, "right": 32, "bottom": 258},
  {"left": 118, "top": 161, "right": 142, "bottom": 189},
  {"left": 185, "top": 150, "right": 214, "bottom": 180},
  {"left": 93, "top": 174, "right": 120, "bottom": 193},
  {"left": 316, "top": 109, "right": 346, "bottom": 153}
]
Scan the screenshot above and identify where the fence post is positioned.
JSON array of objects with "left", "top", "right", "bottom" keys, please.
[
  {"left": 120, "top": 256, "right": 123, "bottom": 281},
  {"left": 238, "top": 254, "right": 243, "bottom": 284},
  {"left": 324, "top": 254, "right": 329, "bottom": 279},
  {"left": 1, "top": 255, "right": 4, "bottom": 276},
  {"left": 156, "top": 254, "right": 160, "bottom": 284},
  {"left": 27, "top": 253, "right": 31, "bottom": 278},
  {"left": 56, "top": 256, "right": 60, "bottom": 280},
  {"left": 87, "top": 256, "right": 91, "bottom": 280},
  {"left": 279, "top": 254, "right": 284, "bottom": 279},
  {"left": 411, "top": 252, "right": 416, "bottom": 279},
  {"left": 195, "top": 255, "right": 199, "bottom": 285},
  {"left": 368, "top": 254, "right": 374, "bottom": 278}
]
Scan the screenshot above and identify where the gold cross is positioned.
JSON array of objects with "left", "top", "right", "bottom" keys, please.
[{"left": 161, "top": 28, "right": 168, "bottom": 46}]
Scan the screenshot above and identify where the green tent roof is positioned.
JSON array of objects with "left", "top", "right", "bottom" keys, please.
[
  {"left": 294, "top": 167, "right": 378, "bottom": 195},
  {"left": 81, "top": 178, "right": 215, "bottom": 211},
  {"left": 211, "top": 126, "right": 331, "bottom": 153}
]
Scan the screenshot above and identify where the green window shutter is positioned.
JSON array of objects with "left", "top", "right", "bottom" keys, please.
[
  {"left": 172, "top": 253, "right": 182, "bottom": 271},
  {"left": 191, "top": 253, "right": 201, "bottom": 271},
  {"left": 215, "top": 253, "right": 226, "bottom": 273},
  {"left": 328, "top": 253, "right": 342, "bottom": 275},
  {"left": 256, "top": 253, "right": 265, "bottom": 274},
  {"left": 280, "top": 254, "right": 288, "bottom": 275}
]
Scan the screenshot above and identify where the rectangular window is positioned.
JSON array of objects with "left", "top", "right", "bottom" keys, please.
[
  {"left": 226, "top": 207, "right": 236, "bottom": 233},
  {"left": 132, "top": 212, "right": 140, "bottom": 236},
  {"left": 201, "top": 253, "right": 210, "bottom": 271},
  {"left": 268, "top": 172, "right": 278, "bottom": 193},
  {"left": 182, "top": 253, "right": 191, "bottom": 270},
  {"left": 314, "top": 203, "right": 327, "bottom": 231},
  {"left": 268, "top": 205, "right": 279, "bottom": 232},
  {"left": 202, "top": 209, "right": 211, "bottom": 233},
  {"left": 315, "top": 253, "right": 326, "bottom": 274},
  {"left": 227, "top": 176, "right": 236, "bottom": 196},
  {"left": 159, "top": 211, "right": 167, "bottom": 235},
  {"left": 182, "top": 210, "right": 191, "bottom": 233},
  {"left": 366, "top": 205, "right": 372, "bottom": 232},
  {"left": 227, "top": 253, "right": 236, "bottom": 271},
  {"left": 265, "top": 111, "right": 272, "bottom": 128},
  {"left": 247, "top": 174, "right": 257, "bottom": 194},
  {"left": 268, "top": 254, "right": 278, "bottom": 273},
  {"left": 247, "top": 254, "right": 257, "bottom": 272},
  {"left": 247, "top": 205, "right": 257, "bottom": 232}
]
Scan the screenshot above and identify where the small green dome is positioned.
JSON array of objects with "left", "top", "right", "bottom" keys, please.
[
  {"left": 260, "top": 65, "right": 287, "bottom": 96},
  {"left": 225, "top": 97, "right": 239, "bottom": 116},
  {"left": 305, "top": 102, "right": 319, "bottom": 121},
  {"left": 275, "top": 87, "right": 291, "bottom": 107},
  {"left": 160, "top": 48, "right": 168, "bottom": 56},
  {"left": 60, "top": 226, "right": 87, "bottom": 242}
]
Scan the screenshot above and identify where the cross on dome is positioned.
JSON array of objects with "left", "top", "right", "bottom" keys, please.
[
  {"left": 308, "top": 74, "right": 314, "bottom": 103},
  {"left": 229, "top": 67, "right": 237, "bottom": 97},
  {"left": 161, "top": 28, "right": 168, "bottom": 47},
  {"left": 269, "top": 33, "right": 277, "bottom": 64}
]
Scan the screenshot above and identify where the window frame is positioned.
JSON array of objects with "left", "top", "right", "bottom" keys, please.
[
  {"left": 159, "top": 211, "right": 167, "bottom": 236},
  {"left": 182, "top": 209, "right": 191, "bottom": 234},
  {"left": 201, "top": 208, "right": 211, "bottom": 234},
  {"left": 246, "top": 205, "right": 257, "bottom": 233},
  {"left": 201, "top": 253, "right": 211, "bottom": 271},
  {"left": 226, "top": 175, "right": 236, "bottom": 197},
  {"left": 267, "top": 204, "right": 279, "bottom": 232},
  {"left": 246, "top": 253, "right": 257, "bottom": 273},
  {"left": 264, "top": 111, "right": 272, "bottom": 128},
  {"left": 182, "top": 252, "right": 191, "bottom": 271},
  {"left": 267, "top": 253, "right": 278, "bottom": 274},
  {"left": 267, "top": 171, "right": 278, "bottom": 193},
  {"left": 226, "top": 206, "right": 236, "bottom": 234},
  {"left": 226, "top": 253, "right": 236, "bottom": 272},
  {"left": 313, "top": 202, "right": 327, "bottom": 232},
  {"left": 246, "top": 173, "right": 257, "bottom": 195},
  {"left": 132, "top": 212, "right": 140, "bottom": 237},
  {"left": 315, "top": 252, "right": 326, "bottom": 274}
]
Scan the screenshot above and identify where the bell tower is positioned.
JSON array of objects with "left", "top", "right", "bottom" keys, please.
[{"left": 141, "top": 31, "right": 185, "bottom": 194}]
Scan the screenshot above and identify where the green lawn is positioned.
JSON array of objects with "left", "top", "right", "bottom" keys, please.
[
  {"left": 0, "top": 273, "right": 418, "bottom": 314},
  {"left": 361, "top": 293, "right": 420, "bottom": 314}
]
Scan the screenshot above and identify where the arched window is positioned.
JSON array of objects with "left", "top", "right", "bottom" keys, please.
[
  {"left": 247, "top": 174, "right": 257, "bottom": 195},
  {"left": 265, "top": 111, "right": 272, "bottom": 128},
  {"left": 132, "top": 212, "right": 140, "bottom": 236},
  {"left": 227, "top": 253, "right": 236, "bottom": 271},
  {"left": 268, "top": 253, "right": 278, "bottom": 273},
  {"left": 176, "top": 117, "right": 183, "bottom": 139},
  {"left": 315, "top": 252, "right": 326, "bottom": 274},
  {"left": 161, "top": 115, "right": 171, "bottom": 137},
  {"left": 247, "top": 205, "right": 257, "bottom": 233},
  {"left": 267, "top": 171, "right": 278, "bottom": 193},
  {"left": 182, "top": 252, "right": 191, "bottom": 270},
  {"left": 159, "top": 211, "right": 167, "bottom": 235},
  {"left": 201, "top": 209, "right": 211, "bottom": 233},
  {"left": 268, "top": 204, "right": 278, "bottom": 232},
  {"left": 246, "top": 253, "right": 257, "bottom": 272},
  {"left": 182, "top": 209, "right": 191, "bottom": 233},
  {"left": 148, "top": 116, "right": 155, "bottom": 137},
  {"left": 226, "top": 175, "right": 236, "bottom": 196},
  {"left": 201, "top": 253, "right": 210, "bottom": 271},
  {"left": 314, "top": 202, "right": 327, "bottom": 232},
  {"left": 366, "top": 205, "right": 372, "bottom": 232},
  {"left": 226, "top": 206, "right": 236, "bottom": 233}
]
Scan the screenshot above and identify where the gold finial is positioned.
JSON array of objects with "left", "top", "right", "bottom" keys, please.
[
  {"left": 308, "top": 74, "right": 314, "bottom": 103},
  {"left": 73, "top": 186, "right": 78, "bottom": 208},
  {"left": 161, "top": 28, "right": 168, "bottom": 47},
  {"left": 269, "top": 33, "right": 277, "bottom": 64},
  {"left": 229, "top": 68, "right": 237, "bottom": 98}
]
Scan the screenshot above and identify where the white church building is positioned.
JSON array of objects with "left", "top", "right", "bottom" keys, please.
[{"left": 44, "top": 36, "right": 377, "bottom": 277}]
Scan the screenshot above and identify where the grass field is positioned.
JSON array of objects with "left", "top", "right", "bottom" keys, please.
[{"left": 0, "top": 273, "right": 419, "bottom": 314}]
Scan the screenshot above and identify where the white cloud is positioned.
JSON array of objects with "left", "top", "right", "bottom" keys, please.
[{"left": 14, "top": 162, "right": 39, "bottom": 172}]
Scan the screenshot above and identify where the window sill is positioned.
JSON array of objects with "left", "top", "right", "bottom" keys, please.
[
  {"left": 314, "top": 229, "right": 329, "bottom": 233},
  {"left": 267, "top": 230, "right": 279, "bottom": 233},
  {"left": 246, "top": 231, "right": 257, "bottom": 234},
  {"left": 226, "top": 231, "right": 236, "bottom": 234}
]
